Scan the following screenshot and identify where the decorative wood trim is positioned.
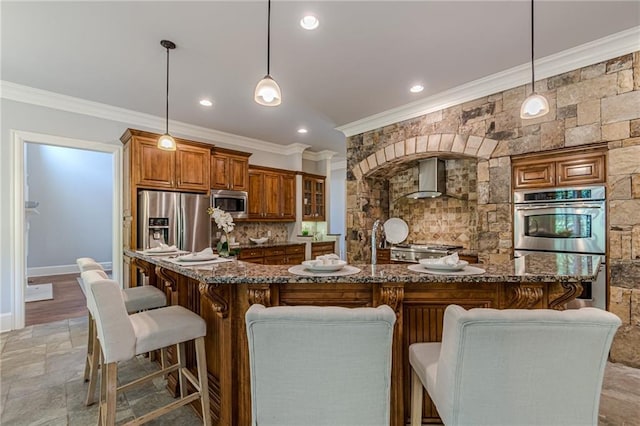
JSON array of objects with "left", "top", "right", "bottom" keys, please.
[
  {"left": 549, "top": 282, "right": 584, "bottom": 310},
  {"left": 198, "top": 283, "right": 230, "bottom": 318},
  {"left": 247, "top": 285, "right": 272, "bottom": 306},
  {"left": 156, "top": 266, "right": 178, "bottom": 292},
  {"left": 131, "top": 258, "right": 156, "bottom": 288},
  {"left": 379, "top": 285, "right": 404, "bottom": 316},
  {"left": 505, "top": 285, "right": 544, "bottom": 309}
]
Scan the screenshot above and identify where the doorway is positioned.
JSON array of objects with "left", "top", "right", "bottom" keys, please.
[{"left": 10, "top": 130, "right": 122, "bottom": 330}]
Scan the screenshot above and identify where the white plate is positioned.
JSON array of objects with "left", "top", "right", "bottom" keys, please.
[
  {"left": 301, "top": 260, "right": 347, "bottom": 272},
  {"left": 422, "top": 260, "right": 468, "bottom": 271},
  {"left": 143, "top": 248, "right": 178, "bottom": 255},
  {"left": 383, "top": 218, "right": 409, "bottom": 244},
  {"left": 176, "top": 254, "right": 219, "bottom": 262}
]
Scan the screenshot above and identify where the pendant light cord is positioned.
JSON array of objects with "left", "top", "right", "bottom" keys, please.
[
  {"left": 530, "top": 0, "right": 535, "bottom": 90},
  {"left": 165, "top": 45, "right": 170, "bottom": 134},
  {"left": 266, "top": 0, "right": 271, "bottom": 75}
]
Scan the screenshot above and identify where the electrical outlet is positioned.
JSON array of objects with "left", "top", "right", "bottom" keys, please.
[{"left": 267, "top": 230, "right": 272, "bottom": 237}]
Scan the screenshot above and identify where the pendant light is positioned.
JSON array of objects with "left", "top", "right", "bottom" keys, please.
[
  {"left": 520, "top": 0, "right": 549, "bottom": 119},
  {"left": 158, "top": 40, "right": 177, "bottom": 151},
  {"left": 254, "top": 0, "right": 282, "bottom": 106}
]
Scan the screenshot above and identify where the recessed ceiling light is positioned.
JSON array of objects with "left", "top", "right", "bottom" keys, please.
[
  {"left": 410, "top": 85, "right": 424, "bottom": 93},
  {"left": 300, "top": 15, "right": 319, "bottom": 30},
  {"left": 297, "top": 128, "right": 308, "bottom": 134},
  {"left": 199, "top": 99, "right": 213, "bottom": 107}
]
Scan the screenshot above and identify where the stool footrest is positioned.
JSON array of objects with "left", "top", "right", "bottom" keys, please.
[
  {"left": 117, "top": 363, "right": 180, "bottom": 394},
  {"left": 120, "top": 392, "right": 201, "bottom": 426}
]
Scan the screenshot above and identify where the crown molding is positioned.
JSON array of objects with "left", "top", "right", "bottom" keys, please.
[
  {"left": 0, "top": 80, "right": 303, "bottom": 156},
  {"left": 337, "top": 26, "right": 640, "bottom": 137},
  {"left": 302, "top": 149, "right": 338, "bottom": 161}
]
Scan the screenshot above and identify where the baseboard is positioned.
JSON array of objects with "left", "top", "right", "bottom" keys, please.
[
  {"left": 27, "top": 262, "right": 112, "bottom": 277},
  {"left": 0, "top": 313, "right": 14, "bottom": 333}
]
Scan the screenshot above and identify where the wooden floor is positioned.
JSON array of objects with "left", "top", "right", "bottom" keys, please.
[{"left": 26, "top": 273, "right": 87, "bottom": 326}]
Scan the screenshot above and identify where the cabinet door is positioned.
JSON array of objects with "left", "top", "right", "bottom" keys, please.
[
  {"left": 210, "top": 154, "right": 229, "bottom": 189},
  {"left": 137, "top": 138, "right": 175, "bottom": 188},
  {"left": 302, "top": 177, "right": 313, "bottom": 220},
  {"left": 280, "top": 174, "right": 296, "bottom": 220},
  {"left": 513, "top": 162, "right": 555, "bottom": 189},
  {"left": 176, "top": 144, "right": 210, "bottom": 191},
  {"left": 314, "top": 179, "right": 325, "bottom": 220},
  {"left": 556, "top": 154, "right": 605, "bottom": 186},
  {"left": 230, "top": 157, "right": 249, "bottom": 191},
  {"left": 248, "top": 172, "right": 264, "bottom": 219},
  {"left": 263, "top": 173, "right": 281, "bottom": 218}
]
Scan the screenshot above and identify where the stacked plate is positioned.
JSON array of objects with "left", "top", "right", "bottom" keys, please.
[
  {"left": 301, "top": 259, "right": 347, "bottom": 272},
  {"left": 419, "top": 258, "right": 468, "bottom": 271}
]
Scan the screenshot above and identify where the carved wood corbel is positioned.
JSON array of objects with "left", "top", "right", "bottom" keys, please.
[
  {"left": 155, "top": 266, "right": 178, "bottom": 292},
  {"left": 506, "top": 285, "right": 544, "bottom": 309},
  {"left": 549, "top": 281, "right": 583, "bottom": 310},
  {"left": 131, "top": 258, "right": 157, "bottom": 288},
  {"left": 199, "top": 282, "right": 230, "bottom": 318},
  {"left": 247, "top": 284, "right": 271, "bottom": 307},
  {"left": 379, "top": 285, "right": 404, "bottom": 316}
]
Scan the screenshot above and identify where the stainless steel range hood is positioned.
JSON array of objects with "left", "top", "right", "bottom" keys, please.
[{"left": 404, "top": 158, "right": 446, "bottom": 199}]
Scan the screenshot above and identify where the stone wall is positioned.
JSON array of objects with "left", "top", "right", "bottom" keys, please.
[{"left": 346, "top": 51, "right": 640, "bottom": 367}]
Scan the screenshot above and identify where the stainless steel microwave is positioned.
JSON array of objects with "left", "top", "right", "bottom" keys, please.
[{"left": 211, "top": 189, "right": 248, "bottom": 219}]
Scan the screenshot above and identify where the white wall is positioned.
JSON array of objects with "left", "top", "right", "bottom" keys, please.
[
  {"left": 26, "top": 144, "right": 112, "bottom": 272},
  {"left": 329, "top": 167, "right": 347, "bottom": 257}
]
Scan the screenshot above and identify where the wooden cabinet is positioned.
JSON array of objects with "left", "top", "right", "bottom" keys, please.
[
  {"left": 124, "top": 129, "right": 211, "bottom": 192},
  {"left": 248, "top": 166, "right": 296, "bottom": 221},
  {"left": 210, "top": 148, "right": 251, "bottom": 191},
  {"left": 512, "top": 147, "right": 606, "bottom": 190},
  {"left": 376, "top": 248, "right": 391, "bottom": 264},
  {"left": 302, "top": 173, "right": 326, "bottom": 221},
  {"left": 238, "top": 244, "right": 305, "bottom": 264},
  {"left": 311, "top": 241, "right": 336, "bottom": 257}
]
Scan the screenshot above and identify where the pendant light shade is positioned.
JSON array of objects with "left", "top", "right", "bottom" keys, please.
[
  {"left": 255, "top": 75, "right": 282, "bottom": 106},
  {"left": 158, "top": 39, "right": 177, "bottom": 151},
  {"left": 255, "top": 0, "right": 281, "bottom": 106},
  {"left": 520, "top": 0, "right": 549, "bottom": 120}
]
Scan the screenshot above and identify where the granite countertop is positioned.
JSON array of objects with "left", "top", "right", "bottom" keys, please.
[{"left": 126, "top": 250, "right": 601, "bottom": 285}]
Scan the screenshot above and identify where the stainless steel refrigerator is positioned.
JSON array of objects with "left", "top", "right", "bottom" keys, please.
[{"left": 138, "top": 191, "right": 211, "bottom": 252}]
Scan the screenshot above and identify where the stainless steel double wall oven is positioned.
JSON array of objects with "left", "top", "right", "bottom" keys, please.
[{"left": 514, "top": 185, "right": 606, "bottom": 309}]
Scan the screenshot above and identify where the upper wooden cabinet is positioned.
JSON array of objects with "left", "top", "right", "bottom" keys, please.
[
  {"left": 248, "top": 166, "right": 296, "bottom": 221},
  {"left": 302, "top": 173, "right": 325, "bottom": 221},
  {"left": 122, "top": 129, "right": 211, "bottom": 192},
  {"left": 210, "top": 148, "right": 251, "bottom": 191},
  {"left": 512, "top": 147, "right": 606, "bottom": 190}
]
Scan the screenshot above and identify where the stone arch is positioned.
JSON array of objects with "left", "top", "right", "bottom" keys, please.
[{"left": 350, "top": 133, "right": 498, "bottom": 180}]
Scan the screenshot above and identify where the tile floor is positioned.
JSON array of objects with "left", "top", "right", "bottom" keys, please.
[{"left": 1, "top": 317, "right": 639, "bottom": 425}]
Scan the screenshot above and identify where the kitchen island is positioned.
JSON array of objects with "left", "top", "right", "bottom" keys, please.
[{"left": 124, "top": 249, "right": 599, "bottom": 426}]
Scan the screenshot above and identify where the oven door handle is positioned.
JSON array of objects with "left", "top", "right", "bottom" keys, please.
[{"left": 515, "top": 204, "right": 603, "bottom": 210}]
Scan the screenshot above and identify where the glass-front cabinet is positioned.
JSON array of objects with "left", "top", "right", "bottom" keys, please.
[{"left": 302, "top": 173, "right": 325, "bottom": 221}]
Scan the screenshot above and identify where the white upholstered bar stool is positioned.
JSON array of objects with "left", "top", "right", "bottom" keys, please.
[
  {"left": 409, "top": 305, "right": 621, "bottom": 426},
  {"left": 88, "top": 278, "right": 211, "bottom": 426},
  {"left": 245, "top": 304, "right": 396, "bottom": 426},
  {"left": 77, "top": 258, "right": 167, "bottom": 406}
]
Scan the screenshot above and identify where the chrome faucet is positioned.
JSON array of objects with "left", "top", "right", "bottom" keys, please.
[{"left": 372, "top": 219, "right": 382, "bottom": 265}]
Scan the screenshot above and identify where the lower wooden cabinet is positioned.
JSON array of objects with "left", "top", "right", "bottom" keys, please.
[
  {"left": 238, "top": 244, "right": 305, "bottom": 264},
  {"left": 311, "top": 241, "right": 336, "bottom": 257},
  {"left": 376, "top": 248, "right": 391, "bottom": 264}
]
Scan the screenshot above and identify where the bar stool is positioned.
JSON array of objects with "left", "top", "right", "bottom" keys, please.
[
  {"left": 77, "top": 258, "right": 167, "bottom": 406},
  {"left": 88, "top": 277, "right": 210, "bottom": 426}
]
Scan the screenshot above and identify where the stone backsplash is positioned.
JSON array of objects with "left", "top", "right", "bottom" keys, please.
[
  {"left": 212, "top": 222, "right": 290, "bottom": 245},
  {"left": 346, "top": 51, "right": 640, "bottom": 367},
  {"left": 389, "top": 159, "right": 477, "bottom": 248}
]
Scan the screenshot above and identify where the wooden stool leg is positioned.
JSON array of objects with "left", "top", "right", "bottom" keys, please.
[
  {"left": 102, "top": 362, "right": 118, "bottom": 426},
  {"left": 195, "top": 337, "right": 211, "bottom": 426},
  {"left": 411, "top": 369, "right": 424, "bottom": 426},
  {"left": 85, "top": 323, "right": 101, "bottom": 406},
  {"left": 177, "top": 342, "right": 187, "bottom": 398},
  {"left": 84, "top": 313, "right": 94, "bottom": 381}
]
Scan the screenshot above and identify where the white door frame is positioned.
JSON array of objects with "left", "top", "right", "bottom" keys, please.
[{"left": 10, "top": 130, "right": 122, "bottom": 330}]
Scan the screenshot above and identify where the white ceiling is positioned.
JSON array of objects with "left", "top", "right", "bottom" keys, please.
[{"left": 2, "top": 1, "right": 639, "bottom": 157}]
